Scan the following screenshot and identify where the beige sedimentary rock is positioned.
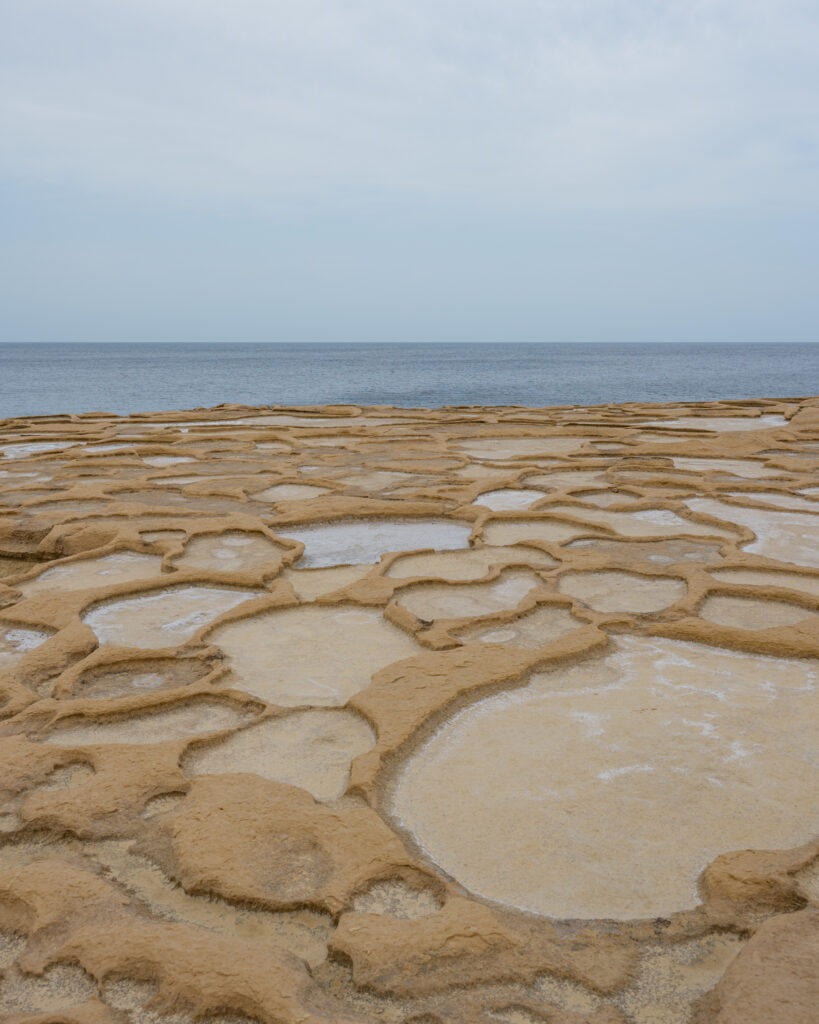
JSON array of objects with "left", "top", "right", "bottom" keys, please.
[{"left": 0, "top": 395, "right": 817, "bottom": 1022}]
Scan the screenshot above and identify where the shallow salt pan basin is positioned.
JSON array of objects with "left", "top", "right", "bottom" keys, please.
[
  {"left": 0, "top": 442, "right": 75, "bottom": 459},
  {"left": 251, "top": 484, "right": 329, "bottom": 502},
  {"left": 457, "top": 438, "right": 586, "bottom": 459},
  {"left": 142, "top": 456, "right": 194, "bottom": 467},
  {"left": 699, "top": 594, "right": 813, "bottom": 630},
  {"left": 0, "top": 624, "right": 50, "bottom": 669},
  {"left": 209, "top": 605, "right": 419, "bottom": 706},
  {"left": 687, "top": 498, "right": 819, "bottom": 568},
  {"left": 577, "top": 490, "right": 642, "bottom": 508},
  {"left": 671, "top": 457, "right": 783, "bottom": 479},
  {"left": 18, "top": 553, "right": 164, "bottom": 598},
  {"left": 82, "top": 586, "right": 259, "bottom": 648},
  {"left": 547, "top": 505, "right": 738, "bottom": 540},
  {"left": 387, "top": 545, "right": 555, "bottom": 581},
  {"left": 173, "top": 532, "right": 284, "bottom": 573},
  {"left": 339, "top": 470, "right": 418, "bottom": 491},
  {"left": 724, "top": 491, "right": 819, "bottom": 514},
  {"left": 283, "top": 564, "right": 374, "bottom": 601},
  {"left": 278, "top": 518, "right": 471, "bottom": 568},
  {"left": 524, "top": 470, "right": 606, "bottom": 490},
  {"left": 567, "top": 537, "right": 722, "bottom": 564},
  {"left": 709, "top": 568, "right": 819, "bottom": 598},
  {"left": 152, "top": 476, "right": 209, "bottom": 486},
  {"left": 482, "top": 519, "right": 596, "bottom": 547},
  {"left": 82, "top": 443, "right": 136, "bottom": 453},
  {"left": 183, "top": 708, "right": 374, "bottom": 802},
  {"left": 642, "top": 415, "right": 787, "bottom": 432},
  {"left": 44, "top": 699, "right": 251, "bottom": 746},
  {"left": 74, "top": 657, "right": 210, "bottom": 699},
  {"left": 455, "top": 465, "right": 523, "bottom": 481},
  {"left": 456, "top": 604, "right": 579, "bottom": 649},
  {"left": 558, "top": 570, "right": 686, "bottom": 613},
  {"left": 389, "top": 637, "right": 818, "bottom": 920},
  {"left": 472, "top": 489, "right": 546, "bottom": 511},
  {"left": 395, "top": 571, "right": 540, "bottom": 622}
]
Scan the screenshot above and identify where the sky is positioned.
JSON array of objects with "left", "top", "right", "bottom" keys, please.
[{"left": 1, "top": 0, "right": 817, "bottom": 345}]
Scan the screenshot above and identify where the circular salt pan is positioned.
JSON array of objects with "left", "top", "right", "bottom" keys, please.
[
  {"left": 210, "top": 606, "right": 419, "bottom": 706},
  {"left": 395, "top": 571, "right": 540, "bottom": 621},
  {"left": 558, "top": 570, "right": 686, "bottom": 613},
  {"left": 472, "top": 489, "right": 545, "bottom": 511},
  {"left": 642, "top": 415, "right": 787, "bottom": 432},
  {"left": 18, "top": 553, "right": 163, "bottom": 598},
  {"left": 174, "top": 532, "right": 284, "bottom": 572},
  {"left": 279, "top": 518, "right": 471, "bottom": 568},
  {"left": 699, "top": 594, "right": 812, "bottom": 630},
  {"left": 687, "top": 499, "right": 819, "bottom": 568},
  {"left": 390, "top": 637, "right": 818, "bottom": 921},
  {"left": 458, "top": 438, "right": 586, "bottom": 459},
  {"left": 183, "top": 709, "right": 375, "bottom": 802},
  {"left": 83, "top": 586, "right": 259, "bottom": 649}
]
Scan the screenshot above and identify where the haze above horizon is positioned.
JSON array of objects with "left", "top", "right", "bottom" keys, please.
[{"left": 1, "top": 2, "right": 817, "bottom": 345}]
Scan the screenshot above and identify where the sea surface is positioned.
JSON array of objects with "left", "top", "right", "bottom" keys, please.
[{"left": 0, "top": 343, "right": 816, "bottom": 420}]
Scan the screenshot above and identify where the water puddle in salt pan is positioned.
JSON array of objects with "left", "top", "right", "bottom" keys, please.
[
  {"left": 456, "top": 604, "right": 580, "bottom": 649},
  {"left": 338, "top": 470, "right": 417, "bottom": 491},
  {"left": 576, "top": 490, "right": 642, "bottom": 507},
  {"left": 389, "top": 636, "right": 819, "bottom": 920},
  {"left": 642, "top": 415, "right": 787, "bottom": 432},
  {"left": 0, "top": 442, "right": 75, "bottom": 459},
  {"left": 687, "top": 498, "right": 819, "bottom": 568},
  {"left": 82, "top": 586, "right": 259, "bottom": 648},
  {"left": 74, "top": 657, "right": 212, "bottom": 699},
  {"left": 671, "top": 457, "right": 783, "bottom": 479},
  {"left": 0, "top": 624, "right": 51, "bottom": 669},
  {"left": 17, "top": 553, "right": 164, "bottom": 598},
  {"left": 699, "top": 594, "right": 813, "bottom": 630},
  {"left": 141, "top": 456, "right": 194, "bottom": 467},
  {"left": 283, "top": 563, "right": 374, "bottom": 600},
  {"left": 387, "top": 545, "right": 555, "bottom": 581},
  {"left": 455, "top": 465, "right": 522, "bottom": 481},
  {"left": 173, "top": 532, "right": 284, "bottom": 572},
  {"left": 472, "top": 489, "right": 546, "bottom": 511},
  {"left": 709, "top": 568, "right": 819, "bottom": 598},
  {"left": 567, "top": 537, "right": 722, "bottom": 565},
  {"left": 279, "top": 518, "right": 471, "bottom": 568},
  {"left": 724, "top": 491, "right": 819, "bottom": 514},
  {"left": 210, "top": 606, "right": 419, "bottom": 706},
  {"left": 183, "top": 708, "right": 375, "bottom": 801},
  {"left": 457, "top": 438, "right": 587, "bottom": 459},
  {"left": 43, "top": 698, "right": 251, "bottom": 746},
  {"left": 558, "top": 570, "right": 686, "bottom": 613},
  {"left": 251, "top": 484, "right": 329, "bottom": 501},
  {"left": 395, "top": 570, "right": 540, "bottom": 621},
  {"left": 482, "top": 519, "right": 598, "bottom": 546},
  {"left": 546, "top": 506, "right": 738, "bottom": 540},
  {"left": 524, "top": 470, "right": 606, "bottom": 490},
  {"left": 152, "top": 476, "right": 211, "bottom": 486}
]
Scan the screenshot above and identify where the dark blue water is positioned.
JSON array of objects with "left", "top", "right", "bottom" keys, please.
[{"left": 0, "top": 343, "right": 816, "bottom": 419}]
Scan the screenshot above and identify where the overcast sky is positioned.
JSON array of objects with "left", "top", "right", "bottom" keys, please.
[{"left": 1, "top": 0, "right": 817, "bottom": 344}]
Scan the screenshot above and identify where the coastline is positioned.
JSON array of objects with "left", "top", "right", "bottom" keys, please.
[{"left": 1, "top": 396, "right": 817, "bottom": 1023}]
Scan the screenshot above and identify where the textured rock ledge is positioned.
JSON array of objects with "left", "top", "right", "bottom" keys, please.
[{"left": 0, "top": 397, "right": 817, "bottom": 1024}]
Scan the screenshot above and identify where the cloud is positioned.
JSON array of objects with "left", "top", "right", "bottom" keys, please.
[{"left": 2, "top": 0, "right": 817, "bottom": 210}]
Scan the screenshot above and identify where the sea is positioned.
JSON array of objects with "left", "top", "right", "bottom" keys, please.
[{"left": 0, "top": 342, "right": 816, "bottom": 420}]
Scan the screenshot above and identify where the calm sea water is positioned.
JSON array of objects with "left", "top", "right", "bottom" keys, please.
[{"left": 0, "top": 343, "right": 816, "bottom": 420}]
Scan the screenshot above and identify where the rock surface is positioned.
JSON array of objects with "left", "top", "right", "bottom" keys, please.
[{"left": 0, "top": 397, "right": 817, "bottom": 1023}]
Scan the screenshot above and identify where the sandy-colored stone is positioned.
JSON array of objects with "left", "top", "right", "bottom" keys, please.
[{"left": 0, "top": 397, "right": 815, "bottom": 1024}]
